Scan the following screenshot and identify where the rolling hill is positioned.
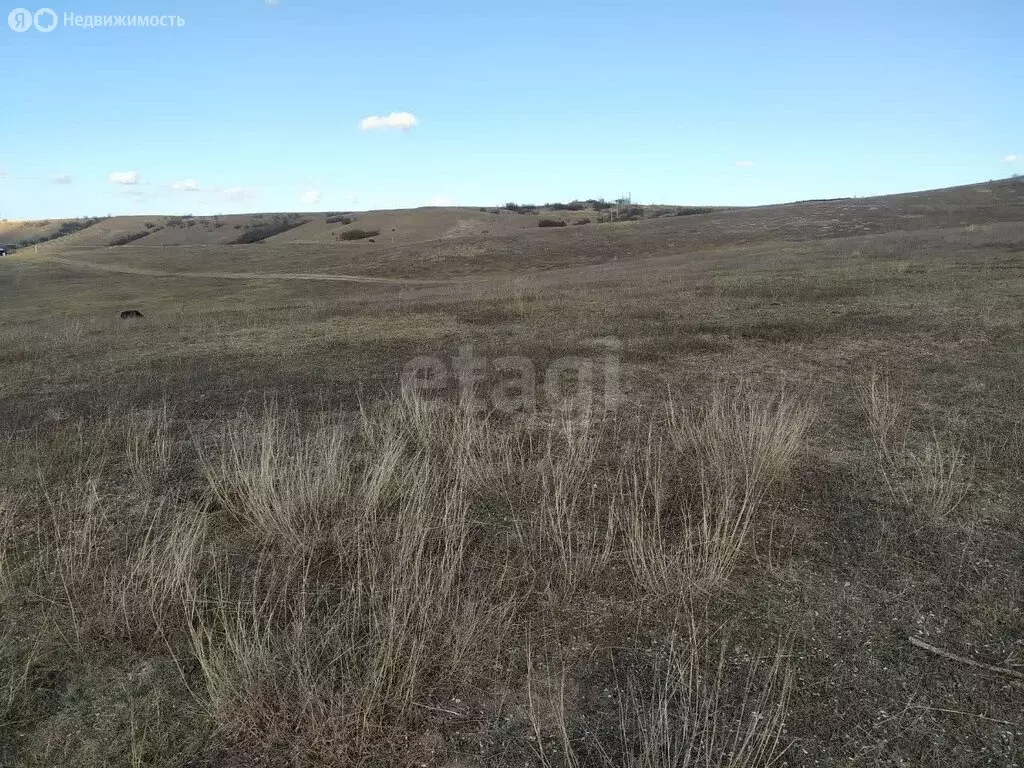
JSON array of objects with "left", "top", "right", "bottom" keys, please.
[{"left": 1, "top": 177, "right": 1023, "bottom": 768}]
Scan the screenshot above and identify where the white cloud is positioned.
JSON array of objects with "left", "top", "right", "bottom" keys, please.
[
  {"left": 359, "top": 111, "right": 419, "bottom": 132},
  {"left": 109, "top": 171, "right": 140, "bottom": 185},
  {"left": 733, "top": 160, "right": 754, "bottom": 168},
  {"left": 301, "top": 187, "right": 322, "bottom": 204},
  {"left": 1003, "top": 154, "right": 1020, "bottom": 164},
  {"left": 51, "top": 174, "right": 73, "bottom": 185},
  {"left": 265, "top": 0, "right": 279, "bottom": 4},
  {"left": 219, "top": 186, "right": 258, "bottom": 202},
  {"left": 171, "top": 178, "right": 200, "bottom": 192}
]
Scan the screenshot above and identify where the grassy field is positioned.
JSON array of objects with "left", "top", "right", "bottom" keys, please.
[{"left": 1, "top": 179, "right": 1023, "bottom": 766}]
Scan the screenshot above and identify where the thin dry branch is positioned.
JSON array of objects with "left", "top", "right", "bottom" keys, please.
[{"left": 909, "top": 636, "right": 1024, "bottom": 681}]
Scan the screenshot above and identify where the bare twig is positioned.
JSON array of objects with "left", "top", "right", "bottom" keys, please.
[
  {"left": 908, "top": 703, "right": 1023, "bottom": 728},
  {"left": 909, "top": 636, "right": 1024, "bottom": 680},
  {"left": 412, "top": 702, "right": 467, "bottom": 719}
]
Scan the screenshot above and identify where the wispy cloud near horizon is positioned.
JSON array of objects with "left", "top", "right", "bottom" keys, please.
[
  {"left": 218, "top": 186, "right": 258, "bottom": 203},
  {"left": 108, "top": 171, "right": 140, "bottom": 185},
  {"left": 171, "top": 179, "right": 200, "bottom": 192}
]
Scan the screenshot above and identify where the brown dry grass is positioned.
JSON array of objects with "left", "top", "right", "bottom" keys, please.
[
  {"left": 0, "top": 389, "right": 805, "bottom": 766},
  {"left": 1, "top": 179, "right": 1023, "bottom": 766}
]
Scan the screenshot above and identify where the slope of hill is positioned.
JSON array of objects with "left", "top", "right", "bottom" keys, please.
[
  {"left": 0, "top": 217, "right": 108, "bottom": 248},
  {"left": 9, "top": 178, "right": 1022, "bottom": 256},
  {"left": 18, "top": 178, "right": 1023, "bottom": 283},
  {"left": 2, "top": 177, "right": 1024, "bottom": 767}
]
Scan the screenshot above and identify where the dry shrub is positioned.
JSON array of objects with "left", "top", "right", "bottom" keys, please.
[
  {"left": 529, "top": 405, "right": 616, "bottom": 592},
  {"left": 0, "top": 627, "right": 36, "bottom": 738},
  {"left": 909, "top": 430, "right": 971, "bottom": 521},
  {"left": 606, "top": 626, "right": 794, "bottom": 768},
  {"left": 668, "top": 385, "right": 813, "bottom": 504},
  {"left": 202, "top": 404, "right": 354, "bottom": 552},
  {"left": 124, "top": 497, "right": 209, "bottom": 631},
  {"left": 0, "top": 495, "right": 14, "bottom": 594},
  {"left": 617, "top": 385, "right": 813, "bottom": 594},
  {"left": 39, "top": 481, "right": 177, "bottom": 647},
  {"left": 7, "top": 384, "right": 812, "bottom": 765},
  {"left": 124, "top": 405, "right": 176, "bottom": 491},
  {"left": 43, "top": 480, "right": 112, "bottom": 644},
  {"left": 186, "top": 390, "right": 517, "bottom": 762},
  {"left": 525, "top": 624, "right": 795, "bottom": 768},
  {"left": 860, "top": 373, "right": 972, "bottom": 529}
]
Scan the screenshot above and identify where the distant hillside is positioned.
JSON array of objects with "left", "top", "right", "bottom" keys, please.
[
  {"left": 2, "top": 200, "right": 734, "bottom": 251},
  {"left": 5, "top": 178, "right": 1022, "bottom": 252},
  {"left": 0, "top": 217, "right": 108, "bottom": 248}
]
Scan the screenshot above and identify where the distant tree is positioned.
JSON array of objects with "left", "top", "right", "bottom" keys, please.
[
  {"left": 505, "top": 202, "right": 537, "bottom": 214},
  {"left": 11, "top": 216, "right": 107, "bottom": 248},
  {"left": 230, "top": 217, "right": 308, "bottom": 244},
  {"left": 339, "top": 228, "right": 380, "bottom": 241},
  {"left": 108, "top": 231, "right": 151, "bottom": 246},
  {"left": 546, "top": 201, "right": 587, "bottom": 211}
]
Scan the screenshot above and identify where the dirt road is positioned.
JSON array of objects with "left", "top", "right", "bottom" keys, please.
[{"left": 29, "top": 255, "right": 446, "bottom": 285}]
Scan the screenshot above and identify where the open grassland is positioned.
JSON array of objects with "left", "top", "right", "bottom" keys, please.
[{"left": 1, "top": 180, "right": 1023, "bottom": 766}]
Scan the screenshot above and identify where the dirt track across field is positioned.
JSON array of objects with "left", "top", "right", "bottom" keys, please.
[{"left": 30, "top": 255, "right": 447, "bottom": 285}]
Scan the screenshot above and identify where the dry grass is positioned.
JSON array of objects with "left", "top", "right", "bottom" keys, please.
[
  {"left": 0, "top": 495, "right": 14, "bottom": 594},
  {"left": 614, "top": 387, "right": 813, "bottom": 595},
  {"left": 861, "top": 373, "right": 973, "bottom": 530},
  {"left": 202, "top": 405, "right": 353, "bottom": 552},
  {"left": 0, "top": 386, "right": 809, "bottom": 765},
  {"left": 909, "top": 430, "right": 972, "bottom": 522},
  {"left": 605, "top": 627, "right": 793, "bottom": 768},
  {"left": 124, "top": 405, "right": 175, "bottom": 492},
  {"left": 0, "top": 365, "right": 999, "bottom": 765},
  {"left": 668, "top": 386, "right": 814, "bottom": 501},
  {"left": 0, "top": 629, "right": 36, "bottom": 736},
  {"left": 3, "top": 181, "right": 1023, "bottom": 765},
  {"left": 43, "top": 481, "right": 112, "bottom": 647},
  {"left": 184, "top": 394, "right": 520, "bottom": 760},
  {"left": 183, "top": 388, "right": 806, "bottom": 761},
  {"left": 525, "top": 622, "right": 794, "bottom": 768},
  {"left": 528, "top": 405, "right": 614, "bottom": 593}
]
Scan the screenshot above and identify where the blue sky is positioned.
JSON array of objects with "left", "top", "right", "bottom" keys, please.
[{"left": 1, "top": 0, "right": 1021, "bottom": 218}]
